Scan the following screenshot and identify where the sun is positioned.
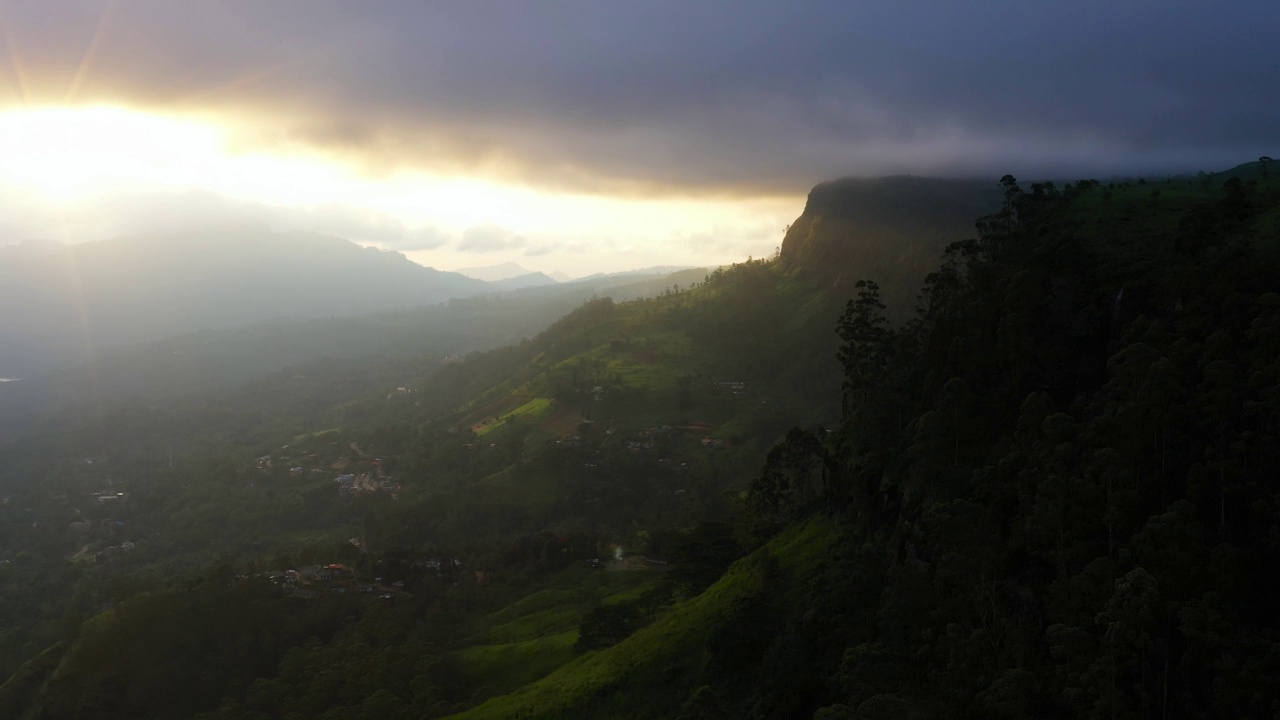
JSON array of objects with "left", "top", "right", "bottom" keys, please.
[
  {"left": 0, "top": 106, "right": 226, "bottom": 200},
  {"left": 0, "top": 105, "right": 533, "bottom": 225},
  {"left": 0, "top": 104, "right": 797, "bottom": 277},
  {"left": 0, "top": 105, "right": 377, "bottom": 207}
]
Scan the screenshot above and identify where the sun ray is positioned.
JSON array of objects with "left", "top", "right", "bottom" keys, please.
[
  {"left": 0, "top": 9, "right": 31, "bottom": 104},
  {"left": 63, "top": 0, "right": 119, "bottom": 103}
]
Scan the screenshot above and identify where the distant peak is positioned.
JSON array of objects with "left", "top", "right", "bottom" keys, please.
[{"left": 454, "top": 261, "right": 533, "bottom": 282}]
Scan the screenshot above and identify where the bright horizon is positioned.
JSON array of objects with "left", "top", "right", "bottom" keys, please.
[
  {"left": 0, "top": 3, "right": 1274, "bottom": 276},
  {"left": 0, "top": 105, "right": 799, "bottom": 278}
]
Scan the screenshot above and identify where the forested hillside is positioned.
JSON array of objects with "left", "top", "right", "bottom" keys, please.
[
  {"left": 430, "top": 163, "right": 1280, "bottom": 718},
  {"left": 2, "top": 162, "right": 1278, "bottom": 719},
  {"left": 481, "top": 162, "right": 1280, "bottom": 719}
]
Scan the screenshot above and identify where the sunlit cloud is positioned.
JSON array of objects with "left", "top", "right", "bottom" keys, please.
[
  {"left": 0, "top": 104, "right": 799, "bottom": 275},
  {"left": 0, "top": 2, "right": 1272, "bottom": 276},
  {"left": 457, "top": 225, "right": 526, "bottom": 254},
  {"left": 397, "top": 227, "right": 451, "bottom": 252}
]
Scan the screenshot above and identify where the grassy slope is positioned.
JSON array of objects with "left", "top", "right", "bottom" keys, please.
[
  {"left": 445, "top": 272, "right": 839, "bottom": 523},
  {"left": 455, "top": 569, "right": 661, "bottom": 707},
  {"left": 446, "top": 517, "right": 837, "bottom": 720},
  {"left": 0, "top": 643, "right": 64, "bottom": 720}
]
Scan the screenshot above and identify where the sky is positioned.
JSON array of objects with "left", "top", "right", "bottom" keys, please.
[{"left": 0, "top": 1, "right": 1275, "bottom": 277}]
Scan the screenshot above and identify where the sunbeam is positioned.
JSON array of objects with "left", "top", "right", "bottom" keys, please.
[{"left": 63, "top": 0, "right": 118, "bottom": 103}]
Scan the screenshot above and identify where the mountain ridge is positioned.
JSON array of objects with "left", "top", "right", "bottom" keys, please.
[
  {"left": 454, "top": 261, "right": 543, "bottom": 282},
  {"left": 0, "top": 229, "right": 490, "bottom": 377}
]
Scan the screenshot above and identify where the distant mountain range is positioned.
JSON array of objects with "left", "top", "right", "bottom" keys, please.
[
  {"left": 0, "top": 178, "right": 1002, "bottom": 381},
  {"left": 568, "top": 265, "right": 694, "bottom": 283},
  {"left": 454, "top": 263, "right": 696, "bottom": 286},
  {"left": 0, "top": 228, "right": 490, "bottom": 378},
  {"left": 454, "top": 261, "right": 545, "bottom": 282},
  {"left": 455, "top": 262, "right": 565, "bottom": 290},
  {"left": 487, "top": 272, "right": 560, "bottom": 291}
]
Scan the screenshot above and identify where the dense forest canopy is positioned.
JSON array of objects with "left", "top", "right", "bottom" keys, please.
[{"left": 734, "top": 164, "right": 1280, "bottom": 719}]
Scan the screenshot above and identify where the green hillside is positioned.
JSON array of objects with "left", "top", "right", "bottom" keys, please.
[
  {"left": 438, "top": 163, "right": 1280, "bottom": 718},
  {"left": 448, "top": 518, "right": 838, "bottom": 720}
]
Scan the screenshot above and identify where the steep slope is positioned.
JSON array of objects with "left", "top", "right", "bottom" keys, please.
[
  {"left": 779, "top": 176, "right": 1002, "bottom": 316},
  {"left": 447, "top": 519, "right": 839, "bottom": 720}
]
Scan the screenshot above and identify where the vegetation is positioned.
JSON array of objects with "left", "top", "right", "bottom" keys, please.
[{"left": 1, "top": 162, "right": 1277, "bottom": 718}]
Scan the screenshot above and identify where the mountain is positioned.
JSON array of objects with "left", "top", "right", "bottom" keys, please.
[
  {"left": 568, "top": 265, "right": 694, "bottom": 283},
  {"left": 454, "top": 261, "right": 540, "bottom": 282},
  {"left": 487, "top": 271, "right": 559, "bottom": 291},
  {"left": 8, "top": 166, "right": 1280, "bottom": 720},
  {"left": 0, "top": 266, "right": 716, "bottom": 442},
  {"left": 779, "top": 175, "right": 1003, "bottom": 316},
  {"left": 0, "top": 228, "right": 490, "bottom": 377},
  {"left": 436, "top": 165, "right": 1280, "bottom": 719},
  {"left": 548, "top": 271, "right": 574, "bottom": 283}
]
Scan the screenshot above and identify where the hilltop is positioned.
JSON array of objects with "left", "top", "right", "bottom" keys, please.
[{"left": 779, "top": 176, "right": 1003, "bottom": 316}]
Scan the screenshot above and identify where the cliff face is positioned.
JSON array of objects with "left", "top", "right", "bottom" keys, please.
[{"left": 779, "top": 176, "right": 1001, "bottom": 315}]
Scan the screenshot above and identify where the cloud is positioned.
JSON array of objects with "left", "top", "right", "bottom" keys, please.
[
  {"left": 522, "top": 243, "right": 557, "bottom": 257},
  {"left": 674, "top": 221, "right": 783, "bottom": 258},
  {"left": 0, "top": 2, "right": 1276, "bottom": 193},
  {"left": 457, "top": 224, "right": 526, "bottom": 253},
  {"left": 293, "top": 205, "right": 408, "bottom": 245},
  {"left": 0, "top": 189, "right": 454, "bottom": 252},
  {"left": 398, "top": 226, "right": 451, "bottom": 251}
]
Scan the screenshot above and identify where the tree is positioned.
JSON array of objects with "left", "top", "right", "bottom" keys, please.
[{"left": 836, "top": 281, "right": 890, "bottom": 414}]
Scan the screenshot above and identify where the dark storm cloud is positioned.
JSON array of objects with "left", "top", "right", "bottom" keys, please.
[{"left": 1, "top": 1, "right": 1276, "bottom": 191}]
